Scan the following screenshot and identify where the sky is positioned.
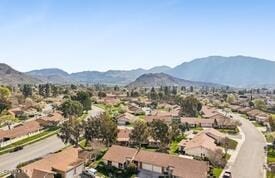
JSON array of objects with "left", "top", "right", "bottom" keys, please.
[{"left": 0, "top": 0, "right": 275, "bottom": 73}]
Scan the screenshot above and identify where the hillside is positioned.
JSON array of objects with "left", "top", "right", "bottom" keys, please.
[
  {"left": 0, "top": 63, "right": 41, "bottom": 86},
  {"left": 26, "top": 68, "right": 73, "bottom": 84},
  {"left": 27, "top": 66, "right": 171, "bottom": 85},
  {"left": 167, "top": 56, "right": 275, "bottom": 87},
  {"left": 127, "top": 73, "right": 220, "bottom": 88}
]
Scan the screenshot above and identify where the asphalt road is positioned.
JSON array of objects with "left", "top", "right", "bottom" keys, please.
[
  {"left": 0, "top": 135, "right": 65, "bottom": 171},
  {"left": 0, "top": 105, "right": 104, "bottom": 172},
  {"left": 229, "top": 113, "right": 266, "bottom": 178}
]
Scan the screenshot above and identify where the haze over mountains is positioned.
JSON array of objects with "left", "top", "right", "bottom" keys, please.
[{"left": 1, "top": 56, "right": 275, "bottom": 88}]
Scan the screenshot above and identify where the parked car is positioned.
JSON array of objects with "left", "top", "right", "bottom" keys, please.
[
  {"left": 9, "top": 146, "right": 23, "bottom": 153},
  {"left": 83, "top": 168, "right": 97, "bottom": 177},
  {"left": 223, "top": 171, "right": 232, "bottom": 178}
]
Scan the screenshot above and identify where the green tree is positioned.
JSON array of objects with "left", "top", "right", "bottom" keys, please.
[
  {"left": 45, "top": 83, "right": 51, "bottom": 97},
  {"left": 149, "top": 119, "right": 169, "bottom": 151},
  {"left": 226, "top": 94, "right": 236, "bottom": 104},
  {"left": 22, "top": 84, "right": 32, "bottom": 98},
  {"left": 58, "top": 119, "right": 82, "bottom": 147},
  {"left": 253, "top": 99, "right": 266, "bottom": 110},
  {"left": 60, "top": 99, "right": 83, "bottom": 118},
  {"left": 0, "top": 114, "right": 18, "bottom": 129},
  {"left": 83, "top": 116, "right": 101, "bottom": 147},
  {"left": 178, "top": 95, "right": 202, "bottom": 117},
  {"left": 0, "top": 86, "right": 11, "bottom": 113},
  {"left": 100, "top": 113, "right": 118, "bottom": 147},
  {"left": 98, "top": 91, "right": 106, "bottom": 98},
  {"left": 149, "top": 87, "right": 158, "bottom": 100},
  {"left": 168, "top": 120, "right": 181, "bottom": 142},
  {"left": 129, "top": 120, "right": 149, "bottom": 148},
  {"left": 73, "top": 91, "right": 92, "bottom": 111}
]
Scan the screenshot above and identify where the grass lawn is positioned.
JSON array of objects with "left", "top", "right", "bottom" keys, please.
[
  {"left": 268, "top": 147, "right": 275, "bottom": 164},
  {"left": 265, "top": 133, "right": 275, "bottom": 143},
  {"left": 169, "top": 141, "right": 179, "bottom": 154},
  {"left": 217, "top": 128, "right": 239, "bottom": 135},
  {"left": 77, "top": 113, "right": 88, "bottom": 121},
  {"left": 267, "top": 171, "right": 275, "bottom": 178},
  {"left": 192, "top": 127, "right": 203, "bottom": 131},
  {"left": 226, "top": 138, "right": 238, "bottom": 150},
  {"left": 94, "top": 104, "right": 107, "bottom": 110},
  {"left": 225, "top": 153, "right": 231, "bottom": 160},
  {"left": 213, "top": 167, "right": 223, "bottom": 178},
  {"left": 252, "top": 121, "right": 263, "bottom": 127},
  {"left": 0, "top": 127, "right": 59, "bottom": 155}
]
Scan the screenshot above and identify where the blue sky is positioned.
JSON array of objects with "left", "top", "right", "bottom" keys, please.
[{"left": 0, "top": 0, "right": 275, "bottom": 73}]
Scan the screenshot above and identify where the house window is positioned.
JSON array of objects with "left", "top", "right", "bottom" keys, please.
[
  {"left": 118, "top": 163, "right": 123, "bottom": 169},
  {"left": 107, "top": 161, "right": 112, "bottom": 166}
]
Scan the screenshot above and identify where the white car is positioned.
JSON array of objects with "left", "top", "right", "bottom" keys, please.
[{"left": 83, "top": 168, "right": 97, "bottom": 177}]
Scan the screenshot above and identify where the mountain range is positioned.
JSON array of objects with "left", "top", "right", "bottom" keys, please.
[{"left": 1, "top": 55, "right": 275, "bottom": 88}]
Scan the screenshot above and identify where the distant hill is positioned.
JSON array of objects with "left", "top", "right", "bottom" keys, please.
[
  {"left": 26, "top": 68, "right": 73, "bottom": 84},
  {"left": 127, "top": 73, "right": 220, "bottom": 88},
  {"left": 0, "top": 63, "right": 41, "bottom": 86},
  {"left": 167, "top": 56, "right": 275, "bottom": 87},
  {"left": 27, "top": 66, "right": 171, "bottom": 85}
]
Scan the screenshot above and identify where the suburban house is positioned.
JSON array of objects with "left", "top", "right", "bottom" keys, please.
[
  {"left": 247, "top": 109, "right": 269, "bottom": 122},
  {"left": 18, "top": 147, "right": 90, "bottom": 178},
  {"left": 0, "top": 120, "right": 43, "bottom": 147},
  {"left": 201, "top": 106, "right": 218, "bottom": 118},
  {"left": 102, "top": 145, "right": 209, "bottom": 178},
  {"left": 145, "top": 110, "right": 181, "bottom": 123},
  {"left": 181, "top": 114, "right": 237, "bottom": 129},
  {"left": 8, "top": 107, "right": 24, "bottom": 117},
  {"left": 209, "top": 114, "right": 237, "bottom": 129},
  {"left": 36, "top": 112, "right": 64, "bottom": 127},
  {"left": 178, "top": 129, "right": 225, "bottom": 158},
  {"left": 181, "top": 117, "right": 214, "bottom": 128},
  {"left": 236, "top": 106, "right": 253, "bottom": 114},
  {"left": 116, "top": 128, "right": 132, "bottom": 145},
  {"left": 116, "top": 112, "right": 137, "bottom": 125},
  {"left": 127, "top": 103, "right": 143, "bottom": 115}
]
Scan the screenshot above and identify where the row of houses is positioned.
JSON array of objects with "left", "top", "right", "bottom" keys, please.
[
  {"left": 229, "top": 105, "right": 270, "bottom": 125},
  {"left": 102, "top": 145, "right": 209, "bottom": 178},
  {"left": 0, "top": 112, "right": 63, "bottom": 147},
  {"left": 181, "top": 113, "right": 237, "bottom": 129}
]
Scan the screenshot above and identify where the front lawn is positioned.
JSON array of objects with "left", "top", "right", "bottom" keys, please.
[
  {"left": 252, "top": 121, "right": 263, "bottom": 127},
  {"left": 221, "top": 138, "right": 238, "bottom": 150},
  {"left": 268, "top": 147, "right": 275, "bottom": 164},
  {"left": 213, "top": 167, "right": 223, "bottom": 178},
  {"left": 169, "top": 141, "right": 179, "bottom": 154},
  {"left": 217, "top": 128, "right": 239, "bottom": 135},
  {"left": 267, "top": 171, "right": 275, "bottom": 178}
]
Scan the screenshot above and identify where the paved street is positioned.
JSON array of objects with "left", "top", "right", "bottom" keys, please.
[
  {"left": 0, "top": 135, "right": 65, "bottom": 171},
  {"left": 0, "top": 105, "right": 104, "bottom": 172},
  {"left": 227, "top": 113, "right": 266, "bottom": 178}
]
